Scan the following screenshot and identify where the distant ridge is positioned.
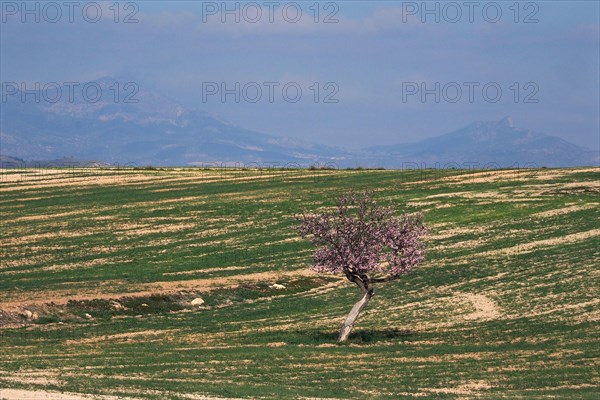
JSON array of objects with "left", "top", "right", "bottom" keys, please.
[
  {"left": 365, "top": 116, "right": 598, "bottom": 168},
  {"left": 0, "top": 77, "right": 346, "bottom": 167},
  {"left": 0, "top": 155, "right": 110, "bottom": 168},
  {"left": 1, "top": 76, "right": 597, "bottom": 168}
]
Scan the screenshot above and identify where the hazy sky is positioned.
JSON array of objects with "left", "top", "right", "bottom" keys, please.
[{"left": 1, "top": 1, "right": 599, "bottom": 149}]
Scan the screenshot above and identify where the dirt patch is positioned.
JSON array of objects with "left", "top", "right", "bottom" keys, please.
[
  {"left": 428, "top": 225, "right": 488, "bottom": 240},
  {"left": 10, "top": 210, "right": 86, "bottom": 223},
  {"left": 488, "top": 229, "right": 600, "bottom": 256},
  {"left": 146, "top": 269, "right": 316, "bottom": 293},
  {"left": 115, "top": 222, "right": 197, "bottom": 237},
  {"left": 433, "top": 167, "right": 599, "bottom": 187},
  {"left": 1, "top": 229, "right": 102, "bottom": 246},
  {"left": 0, "top": 388, "right": 153, "bottom": 400},
  {"left": 0, "top": 389, "right": 93, "bottom": 399},
  {"left": 424, "top": 380, "right": 493, "bottom": 395},
  {"left": 0, "top": 370, "right": 61, "bottom": 387},
  {"left": 515, "top": 299, "right": 600, "bottom": 320},
  {"left": 0, "top": 269, "right": 317, "bottom": 309},
  {"left": 444, "top": 169, "right": 530, "bottom": 183},
  {"left": 460, "top": 293, "right": 501, "bottom": 320},
  {"left": 531, "top": 204, "right": 597, "bottom": 218},
  {"left": 65, "top": 329, "right": 180, "bottom": 345},
  {"left": 41, "top": 257, "right": 131, "bottom": 273},
  {"left": 162, "top": 266, "right": 248, "bottom": 276},
  {"left": 266, "top": 342, "right": 287, "bottom": 347},
  {"left": 425, "top": 191, "right": 472, "bottom": 199},
  {"left": 0, "top": 171, "right": 160, "bottom": 192},
  {"left": 406, "top": 201, "right": 439, "bottom": 207},
  {"left": 431, "top": 239, "right": 487, "bottom": 251}
]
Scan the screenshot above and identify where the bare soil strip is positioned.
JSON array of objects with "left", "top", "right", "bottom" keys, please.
[
  {"left": 531, "top": 204, "right": 597, "bottom": 218},
  {"left": 0, "top": 388, "right": 241, "bottom": 400},
  {"left": 488, "top": 229, "right": 600, "bottom": 256},
  {"left": 0, "top": 269, "right": 317, "bottom": 309},
  {"left": 0, "top": 388, "right": 142, "bottom": 400}
]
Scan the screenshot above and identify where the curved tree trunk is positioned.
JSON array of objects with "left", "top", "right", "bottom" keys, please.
[{"left": 338, "top": 285, "right": 373, "bottom": 343}]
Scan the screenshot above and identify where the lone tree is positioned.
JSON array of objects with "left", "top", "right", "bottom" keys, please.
[{"left": 297, "top": 191, "right": 428, "bottom": 343}]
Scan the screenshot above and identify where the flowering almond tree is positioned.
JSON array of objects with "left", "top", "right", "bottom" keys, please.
[{"left": 298, "top": 191, "right": 428, "bottom": 343}]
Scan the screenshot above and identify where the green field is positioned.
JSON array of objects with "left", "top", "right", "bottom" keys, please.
[{"left": 1, "top": 167, "right": 598, "bottom": 399}]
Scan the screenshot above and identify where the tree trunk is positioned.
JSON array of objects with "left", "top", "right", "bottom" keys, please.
[{"left": 337, "top": 286, "right": 373, "bottom": 343}]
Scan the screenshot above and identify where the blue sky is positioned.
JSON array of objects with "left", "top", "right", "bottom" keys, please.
[{"left": 1, "top": 1, "right": 598, "bottom": 149}]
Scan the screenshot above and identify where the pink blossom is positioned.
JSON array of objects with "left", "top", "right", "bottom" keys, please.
[{"left": 297, "top": 191, "right": 427, "bottom": 282}]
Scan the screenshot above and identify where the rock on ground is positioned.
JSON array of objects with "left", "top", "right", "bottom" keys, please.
[
  {"left": 191, "top": 297, "right": 205, "bottom": 306},
  {"left": 270, "top": 283, "right": 286, "bottom": 290}
]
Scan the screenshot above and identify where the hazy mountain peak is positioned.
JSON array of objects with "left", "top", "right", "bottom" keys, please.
[
  {"left": 367, "top": 117, "right": 597, "bottom": 167},
  {"left": 498, "top": 116, "right": 514, "bottom": 128}
]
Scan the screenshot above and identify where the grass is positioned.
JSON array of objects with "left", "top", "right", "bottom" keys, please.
[{"left": 0, "top": 166, "right": 599, "bottom": 399}]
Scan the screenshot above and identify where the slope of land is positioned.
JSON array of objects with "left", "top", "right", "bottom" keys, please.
[{"left": 1, "top": 167, "right": 598, "bottom": 399}]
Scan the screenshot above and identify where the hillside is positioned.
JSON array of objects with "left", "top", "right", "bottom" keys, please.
[{"left": 0, "top": 167, "right": 599, "bottom": 398}]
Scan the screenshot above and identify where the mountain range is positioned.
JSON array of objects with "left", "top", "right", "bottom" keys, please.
[
  {"left": 1, "top": 77, "right": 597, "bottom": 168},
  {"left": 365, "top": 116, "right": 598, "bottom": 168}
]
